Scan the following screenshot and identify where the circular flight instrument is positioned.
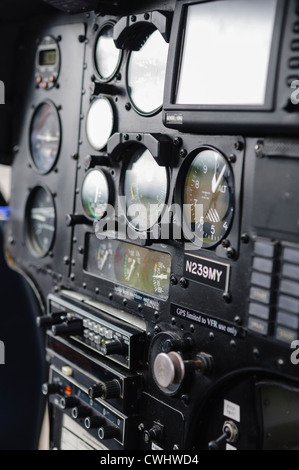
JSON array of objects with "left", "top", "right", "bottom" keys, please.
[
  {"left": 126, "top": 29, "right": 169, "bottom": 115},
  {"left": 94, "top": 23, "right": 122, "bottom": 81},
  {"left": 25, "top": 186, "right": 56, "bottom": 257},
  {"left": 81, "top": 168, "right": 112, "bottom": 219},
  {"left": 29, "top": 101, "right": 61, "bottom": 173},
  {"left": 86, "top": 97, "right": 114, "bottom": 150},
  {"left": 183, "top": 148, "right": 234, "bottom": 248},
  {"left": 123, "top": 147, "right": 168, "bottom": 232}
]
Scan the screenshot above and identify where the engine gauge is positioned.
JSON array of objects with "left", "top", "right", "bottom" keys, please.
[
  {"left": 25, "top": 186, "right": 56, "bottom": 257},
  {"left": 81, "top": 168, "right": 112, "bottom": 219},
  {"left": 29, "top": 101, "right": 61, "bottom": 173},
  {"left": 94, "top": 23, "right": 122, "bottom": 81},
  {"left": 123, "top": 147, "right": 168, "bottom": 232},
  {"left": 126, "top": 29, "right": 169, "bottom": 115},
  {"left": 86, "top": 97, "right": 114, "bottom": 150},
  {"left": 183, "top": 148, "right": 234, "bottom": 248}
]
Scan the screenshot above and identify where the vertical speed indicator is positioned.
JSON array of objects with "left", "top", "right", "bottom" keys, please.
[{"left": 183, "top": 148, "right": 234, "bottom": 248}]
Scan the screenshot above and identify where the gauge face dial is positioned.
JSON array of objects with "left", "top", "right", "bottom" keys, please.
[
  {"left": 81, "top": 169, "right": 110, "bottom": 219},
  {"left": 183, "top": 149, "right": 234, "bottom": 248},
  {"left": 94, "top": 24, "right": 121, "bottom": 81},
  {"left": 30, "top": 101, "right": 61, "bottom": 173},
  {"left": 127, "top": 29, "right": 169, "bottom": 115},
  {"left": 123, "top": 147, "right": 168, "bottom": 231},
  {"left": 85, "top": 237, "right": 171, "bottom": 300},
  {"left": 86, "top": 97, "right": 114, "bottom": 150},
  {"left": 114, "top": 242, "right": 171, "bottom": 299},
  {"left": 26, "top": 186, "right": 56, "bottom": 257}
]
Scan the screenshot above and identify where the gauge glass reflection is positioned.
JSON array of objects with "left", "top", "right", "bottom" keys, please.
[
  {"left": 124, "top": 148, "right": 168, "bottom": 231},
  {"left": 30, "top": 101, "right": 61, "bottom": 173},
  {"left": 86, "top": 97, "right": 114, "bottom": 150},
  {"left": 26, "top": 186, "right": 56, "bottom": 257},
  {"left": 81, "top": 169, "right": 110, "bottom": 219},
  {"left": 94, "top": 24, "right": 121, "bottom": 80},
  {"left": 127, "top": 29, "right": 169, "bottom": 115},
  {"left": 183, "top": 149, "right": 234, "bottom": 248}
]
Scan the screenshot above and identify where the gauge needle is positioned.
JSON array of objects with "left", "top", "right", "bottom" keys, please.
[
  {"left": 36, "top": 134, "right": 59, "bottom": 142},
  {"left": 212, "top": 165, "right": 226, "bottom": 194},
  {"left": 126, "top": 259, "right": 136, "bottom": 281},
  {"left": 99, "top": 250, "right": 109, "bottom": 270},
  {"left": 152, "top": 274, "right": 168, "bottom": 280}
]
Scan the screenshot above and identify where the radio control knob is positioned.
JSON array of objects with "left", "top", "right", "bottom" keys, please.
[
  {"left": 88, "top": 379, "right": 121, "bottom": 400},
  {"left": 60, "top": 396, "right": 79, "bottom": 409},
  {"left": 100, "top": 339, "right": 127, "bottom": 356},
  {"left": 52, "top": 319, "right": 83, "bottom": 336},
  {"left": 98, "top": 425, "right": 120, "bottom": 440},
  {"left": 36, "top": 312, "right": 67, "bottom": 328},
  {"left": 71, "top": 405, "right": 92, "bottom": 419},
  {"left": 84, "top": 415, "right": 106, "bottom": 429},
  {"left": 41, "top": 382, "right": 61, "bottom": 396}
]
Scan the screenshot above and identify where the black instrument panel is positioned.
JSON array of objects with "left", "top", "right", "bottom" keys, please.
[{"left": 4, "top": 0, "right": 299, "bottom": 451}]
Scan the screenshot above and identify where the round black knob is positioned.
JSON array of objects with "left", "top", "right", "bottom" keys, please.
[
  {"left": 52, "top": 319, "right": 83, "bottom": 336},
  {"left": 100, "top": 339, "right": 127, "bottom": 356},
  {"left": 162, "top": 336, "right": 193, "bottom": 353},
  {"left": 41, "top": 382, "right": 61, "bottom": 396},
  {"left": 37, "top": 312, "right": 67, "bottom": 328},
  {"left": 88, "top": 380, "right": 121, "bottom": 400},
  {"left": 71, "top": 405, "right": 92, "bottom": 419},
  {"left": 60, "top": 396, "right": 79, "bottom": 409},
  {"left": 84, "top": 415, "right": 106, "bottom": 429},
  {"left": 98, "top": 425, "right": 120, "bottom": 440},
  {"left": 143, "top": 424, "right": 163, "bottom": 444}
]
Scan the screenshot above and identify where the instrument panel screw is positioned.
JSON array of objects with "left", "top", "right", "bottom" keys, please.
[
  {"left": 228, "top": 153, "right": 236, "bottom": 163},
  {"left": 179, "top": 277, "right": 188, "bottom": 288},
  {"left": 241, "top": 233, "right": 250, "bottom": 244},
  {"left": 254, "top": 141, "right": 264, "bottom": 157},
  {"left": 173, "top": 137, "right": 182, "bottom": 147},
  {"left": 125, "top": 102, "right": 131, "bottom": 111},
  {"left": 170, "top": 274, "right": 178, "bottom": 285},
  {"left": 179, "top": 148, "right": 187, "bottom": 158},
  {"left": 234, "top": 141, "right": 243, "bottom": 151}
]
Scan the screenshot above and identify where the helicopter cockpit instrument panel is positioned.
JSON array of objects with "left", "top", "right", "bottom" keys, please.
[{"left": 3, "top": 0, "right": 299, "bottom": 451}]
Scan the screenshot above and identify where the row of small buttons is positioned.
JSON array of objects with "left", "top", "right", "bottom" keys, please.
[
  {"left": 286, "top": 2, "right": 299, "bottom": 84},
  {"left": 248, "top": 237, "right": 299, "bottom": 344},
  {"left": 83, "top": 318, "right": 113, "bottom": 340},
  {"left": 275, "top": 245, "right": 299, "bottom": 343},
  {"left": 248, "top": 239, "right": 276, "bottom": 336}
]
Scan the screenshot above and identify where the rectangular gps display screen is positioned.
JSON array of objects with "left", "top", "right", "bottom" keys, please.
[
  {"left": 39, "top": 49, "right": 57, "bottom": 66},
  {"left": 176, "top": 0, "right": 278, "bottom": 106}
]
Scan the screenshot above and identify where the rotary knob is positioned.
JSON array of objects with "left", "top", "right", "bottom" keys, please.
[
  {"left": 60, "top": 396, "right": 79, "bottom": 409},
  {"left": 84, "top": 415, "right": 106, "bottom": 429},
  {"left": 100, "top": 339, "right": 127, "bottom": 356},
  {"left": 71, "top": 405, "right": 92, "bottom": 419},
  {"left": 52, "top": 319, "right": 83, "bottom": 336},
  {"left": 153, "top": 351, "right": 186, "bottom": 389},
  {"left": 98, "top": 425, "right": 120, "bottom": 440},
  {"left": 88, "top": 379, "right": 121, "bottom": 400},
  {"left": 36, "top": 311, "right": 67, "bottom": 329}
]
